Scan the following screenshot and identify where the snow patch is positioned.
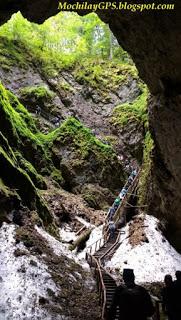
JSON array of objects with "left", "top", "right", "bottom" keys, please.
[
  {"left": 106, "top": 215, "right": 181, "bottom": 283},
  {"left": 0, "top": 223, "right": 62, "bottom": 320},
  {"left": 75, "top": 216, "right": 94, "bottom": 228},
  {"left": 77, "top": 224, "right": 104, "bottom": 259},
  {"left": 59, "top": 224, "right": 76, "bottom": 243},
  {"left": 35, "top": 226, "right": 90, "bottom": 271}
]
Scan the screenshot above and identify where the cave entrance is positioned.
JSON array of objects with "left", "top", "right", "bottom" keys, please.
[
  {"left": 0, "top": 10, "right": 148, "bottom": 225},
  {"left": 0, "top": 9, "right": 146, "bottom": 153}
]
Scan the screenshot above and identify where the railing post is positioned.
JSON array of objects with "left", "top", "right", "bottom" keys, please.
[
  {"left": 95, "top": 240, "right": 98, "bottom": 252},
  {"left": 155, "top": 301, "right": 160, "bottom": 320}
]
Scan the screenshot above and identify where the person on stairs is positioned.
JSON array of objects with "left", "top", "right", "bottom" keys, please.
[
  {"left": 172, "top": 270, "right": 181, "bottom": 319},
  {"left": 107, "top": 268, "right": 155, "bottom": 320},
  {"left": 161, "top": 274, "right": 175, "bottom": 320},
  {"left": 113, "top": 197, "right": 121, "bottom": 211},
  {"left": 108, "top": 220, "right": 116, "bottom": 240},
  {"left": 35, "top": 105, "right": 41, "bottom": 115},
  {"left": 119, "top": 188, "right": 127, "bottom": 198},
  {"left": 108, "top": 207, "right": 115, "bottom": 221}
]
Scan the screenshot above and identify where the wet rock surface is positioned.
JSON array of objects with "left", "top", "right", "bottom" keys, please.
[
  {"left": 0, "top": 2, "right": 181, "bottom": 251},
  {"left": 147, "top": 93, "right": 181, "bottom": 251}
]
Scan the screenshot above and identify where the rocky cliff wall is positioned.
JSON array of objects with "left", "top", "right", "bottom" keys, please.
[{"left": 0, "top": 1, "right": 181, "bottom": 251}]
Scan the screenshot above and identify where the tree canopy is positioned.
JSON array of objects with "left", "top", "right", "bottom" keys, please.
[{"left": 0, "top": 12, "right": 131, "bottom": 73}]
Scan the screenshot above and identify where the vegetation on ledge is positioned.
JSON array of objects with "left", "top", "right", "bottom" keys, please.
[
  {"left": 138, "top": 131, "right": 154, "bottom": 206},
  {"left": 0, "top": 82, "right": 54, "bottom": 223},
  {"left": 112, "top": 84, "right": 148, "bottom": 128},
  {"left": 46, "top": 117, "right": 116, "bottom": 161},
  {"left": 19, "top": 85, "right": 55, "bottom": 103},
  {"left": 73, "top": 59, "right": 138, "bottom": 95}
]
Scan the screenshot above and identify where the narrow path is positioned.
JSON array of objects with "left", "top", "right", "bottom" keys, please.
[{"left": 86, "top": 170, "right": 140, "bottom": 319}]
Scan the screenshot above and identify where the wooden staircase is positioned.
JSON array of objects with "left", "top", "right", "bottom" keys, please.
[{"left": 86, "top": 171, "right": 142, "bottom": 320}]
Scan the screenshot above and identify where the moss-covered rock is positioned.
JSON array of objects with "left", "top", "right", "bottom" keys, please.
[
  {"left": 0, "top": 82, "right": 54, "bottom": 224},
  {"left": 47, "top": 117, "right": 125, "bottom": 192},
  {"left": 73, "top": 59, "right": 138, "bottom": 97},
  {"left": 80, "top": 183, "right": 115, "bottom": 210},
  {"left": 138, "top": 131, "right": 154, "bottom": 207},
  {"left": 0, "top": 36, "right": 28, "bottom": 70},
  {"left": 15, "top": 151, "right": 46, "bottom": 189},
  {"left": 111, "top": 84, "right": 148, "bottom": 162},
  {"left": 19, "top": 85, "right": 56, "bottom": 113},
  {"left": 112, "top": 84, "right": 148, "bottom": 128}
]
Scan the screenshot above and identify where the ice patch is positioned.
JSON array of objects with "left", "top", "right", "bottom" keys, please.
[
  {"left": 35, "top": 226, "right": 90, "bottom": 270},
  {"left": 59, "top": 225, "right": 76, "bottom": 243},
  {"left": 77, "top": 224, "right": 104, "bottom": 259},
  {"left": 106, "top": 215, "right": 181, "bottom": 283},
  {"left": 0, "top": 223, "right": 62, "bottom": 320}
]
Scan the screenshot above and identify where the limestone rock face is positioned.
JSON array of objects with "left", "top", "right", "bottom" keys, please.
[
  {"left": 148, "top": 93, "right": 181, "bottom": 251},
  {"left": 1, "top": 0, "right": 181, "bottom": 250},
  {"left": 1, "top": 1, "right": 180, "bottom": 94}
]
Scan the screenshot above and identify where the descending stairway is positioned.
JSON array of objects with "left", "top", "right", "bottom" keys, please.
[
  {"left": 102, "top": 272, "right": 119, "bottom": 320},
  {"left": 86, "top": 169, "right": 162, "bottom": 320},
  {"left": 86, "top": 171, "right": 140, "bottom": 320}
]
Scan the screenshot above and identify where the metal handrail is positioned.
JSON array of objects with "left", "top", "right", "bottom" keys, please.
[
  {"left": 103, "top": 172, "right": 140, "bottom": 242},
  {"left": 86, "top": 172, "right": 140, "bottom": 255},
  {"left": 85, "top": 170, "right": 161, "bottom": 320},
  {"left": 86, "top": 237, "right": 105, "bottom": 255},
  {"left": 104, "top": 171, "right": 139, "bottom": 221},
  {"left": 113, "top": 171, "right": 140, "bottom": 225},
  {"left": 86, "top": 253, "right": 107, "bottom": 320},
  {"left": 151, "top": 295, "right": 162, "bottom": 320}
]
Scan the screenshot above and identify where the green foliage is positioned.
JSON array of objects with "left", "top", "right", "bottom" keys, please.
[
  {"left": 19, "top": 85, "right": 55, "bottom": 101},
  {"left": 74, "top": 59, "right": 137, "bottom": 94},
  {"left": 48, "top": 117, "right": 116, "bottom": 161},
  {"left": 0, "top": 12, "right": 131, "bottom": 76},
  {"left": 112, "top": 84, "right": 148, "bottom": 127},
  {"left": 14, "top": 151, "right": 46, "bottom": 189},
  {"left": 138, "top": 131, "right": 154, "bottom": 206},
  {"left": 0, "top": 36, "right": 28, "bottom": 70},
  {"left": 50, "top": 169, "right": 65, "bottom": 186}
]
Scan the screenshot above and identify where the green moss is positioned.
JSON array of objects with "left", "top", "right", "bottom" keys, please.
[
  {"left": 0, "top": 178, "right": 17, "bottom": 198},
  {"left": 138, "top": 131, "right": 154, "bottom": 206},
  {"left": 73, "top": 59, "right": 138, "bottom": 96},
  {"left": 50, "top": 169, "right": 65, "bottom": 186},
  {"left": 19, "top": 85, "right": 55, "bottom": 101},
  {"left": 0, "top": 36, "right": 28, "bottom": 69},
  {"left": 58, "top": 80, "right": 74, "bottom": 93},
  {"left": 0, "top": 82, "right": 54, "bottom": 223},
  {"left": 0, "top": 144, "right": 37, "bottom": 208},
  {"left": 15, "top": 151, "right": 46, "bottom": 189},
  {"left": 0, "top": 82, "right": 55, "bottom": 174},
  {"left": 45, "top": 117, "right": 116, "bottom": 161},
  {"left": 112, "top": 84, "right": 148, "bottom": 128},
  {"left": 7, "top": 90, "right": 37, "bottom": 132},
  {"left": 0, "top": 82, "right": 39, "bottom": 145}
]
